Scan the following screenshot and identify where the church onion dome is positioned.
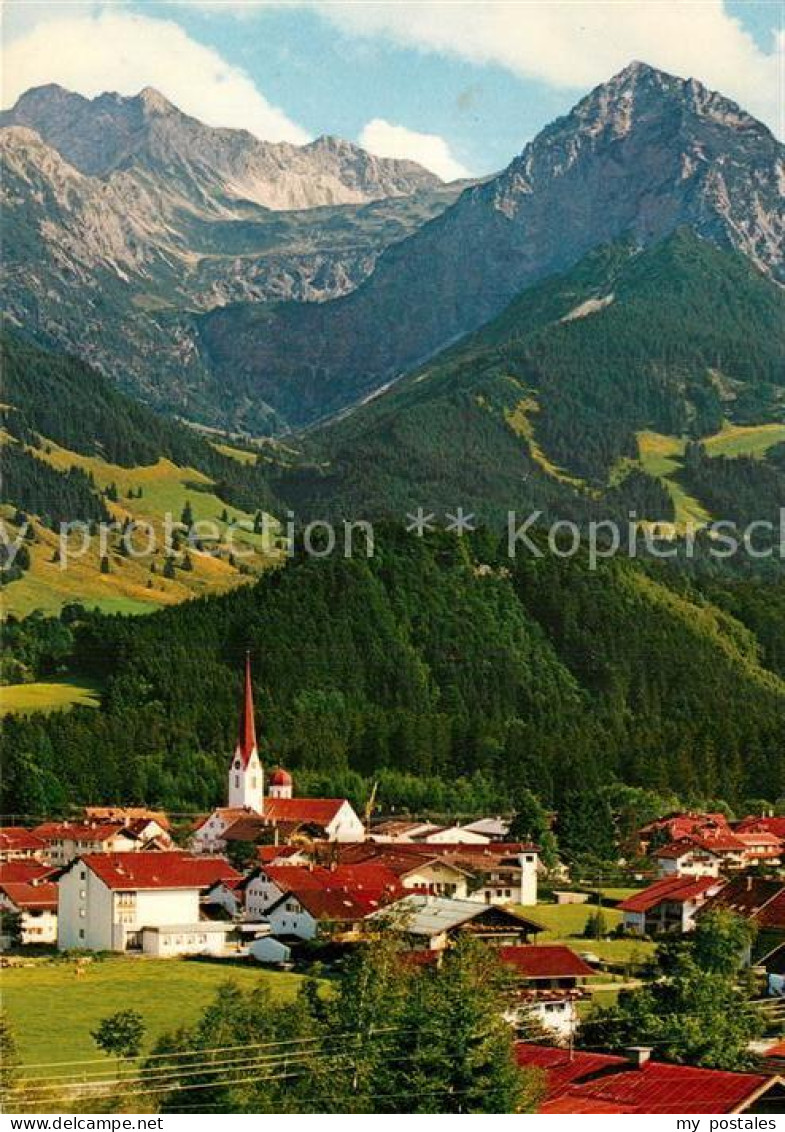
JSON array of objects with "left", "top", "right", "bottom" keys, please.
[{"left": 269, "top": 768, "right": 292, "bottom": 787}]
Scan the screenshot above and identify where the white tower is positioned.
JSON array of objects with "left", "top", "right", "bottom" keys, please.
[{"left": 227, "top": 654, "right": 264, "bottom": 813}]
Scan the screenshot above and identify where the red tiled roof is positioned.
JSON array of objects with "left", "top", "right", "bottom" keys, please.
[
  {"left": 262, "top": 798, "right": 348, "bottom": 827},
  {"left": 618, "top": 876, "right": 721, "bottom": 914},
  {"left": 0, "top": 827, "right": 46, "bottom": 854},
  {"left": 700, "top": 877, "right": 785, "bottom": 928},
  {"left": 654, "top": 838, "right": 720, "bottom": 860},
  {"left": 0, "top": 881, "right": 58, "bottom": 911},
  {"left": 257, "top": 845, "right": 302, "bottom": 863},
  {"left": 32, "top": 822, "right": 135, "bottom": 844},
  {"left": 264, "top": 862, "right": 403, "bottom": 922},
  {"left": 499, "top": 945, "right": 596, "bottom": 979},
  {"left": 285, "top": 886, "right": 394, "bottom": 922},
  {"left": 736, "top": 816, "right": 785, "bottom": 839},
  {"left": 84, "top": 807, "right": 170, "bottom": 829},
  {"left": 264, "top": 862, "right": 402, "bottom": 896},
  {"left": 80, "top": 852, "right": 240, "bottom": 891},
  {"left": 269, "top": 768, "right": 292, "bottom": 786},
  {"left": 515, "top": 1043, "right": 775, "bottom": 1114},
  {"left": 0, "top": 861, "right": 56, "bottom": 884}
]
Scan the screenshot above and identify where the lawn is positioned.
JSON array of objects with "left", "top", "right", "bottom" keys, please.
[
  {"left": 527, "top": 901, "right": 656, "bottom": 967},
  {"left": 1, "top": 678, "right": 100, "bottom": 716},
  {"left": 1, "top": 956, "right": 306, "bottom": 1074}
]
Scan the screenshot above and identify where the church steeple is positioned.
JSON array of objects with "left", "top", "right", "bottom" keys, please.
[
  {"left": 237, "top": 651, "right": 258, "bottom": 767},
  {"left": 227, "top": 653, "right": 264, "bottom": 812}
]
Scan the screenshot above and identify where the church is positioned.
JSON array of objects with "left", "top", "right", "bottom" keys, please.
[{"left": 192, "top": 655, "right": 365, "bottom": 853}]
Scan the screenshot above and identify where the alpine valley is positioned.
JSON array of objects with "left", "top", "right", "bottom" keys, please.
[{"left": 1, "top": 62, "right": 784, "bottom": 814}]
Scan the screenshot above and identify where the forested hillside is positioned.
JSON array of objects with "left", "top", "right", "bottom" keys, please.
[
  {"left": 278, "top": 232, "right": 785, "bottom": 524},
  {"left": 3, "top": 527, "right": 783, "bottom": 817}
]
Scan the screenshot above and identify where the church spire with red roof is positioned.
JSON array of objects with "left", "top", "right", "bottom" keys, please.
[
  {"left": 227, "top": 652, "right": 264, "bottom": 812},
  {"left": 236, "top": 651, "right": 258, "bottom": 767}
]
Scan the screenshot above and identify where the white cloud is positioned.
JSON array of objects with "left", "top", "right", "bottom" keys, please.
[
  {"left": 2, "top": 8, "right": 309, "bottom": 143},
  {"left": 283, "top": 0, "right": 784, "bottom": 136},
  {"left": 359, "top": 117, "right": 470, "bottom": 180}
]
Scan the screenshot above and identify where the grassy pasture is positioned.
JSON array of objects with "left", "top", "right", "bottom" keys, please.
[
  {"left": 0, "top": 678, "right": 100, "bottom": 716},
  {"left": 1, "top": 956, "right": 306, "bottom": 1073}
]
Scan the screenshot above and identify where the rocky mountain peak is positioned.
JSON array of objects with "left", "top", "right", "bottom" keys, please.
[{"left": 136, "top": 87, "right": 178, "bottom": 117}]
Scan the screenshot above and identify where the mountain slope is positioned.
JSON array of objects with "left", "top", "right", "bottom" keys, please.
[
  {"left": 273, "top": 231, "right": 785, "bottom": 524},
  {"left": 0, "top": 335, "right": 286, "bottom": 616},
  {"left": 1, "top": 87, "right": 464, "bottom": 420},
  {"left": 2, "top": 527, "right": 783, "bottom": 814},
  {"left": 200, "top": 62, "right": 785, "bottom": 431}
]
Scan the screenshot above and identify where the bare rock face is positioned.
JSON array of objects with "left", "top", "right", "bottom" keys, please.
[
  {"left": 1, "top": 84, "right": 442, "bottom": 210},
  {"left": 199, "top": 62, "right": 785, "bottom": 429},
  {"left": 1, "top": 88, "right": 460, "bottom": 420}
]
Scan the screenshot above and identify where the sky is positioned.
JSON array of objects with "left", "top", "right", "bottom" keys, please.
[{"left": 3, "top": 1, "right": 783, "bottom": 179}]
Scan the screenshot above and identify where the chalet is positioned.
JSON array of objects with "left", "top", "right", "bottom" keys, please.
[
  {"left": 243, "top": 863, "right": 402, "bottom": 927},
  {"left": 638, "top": 811, "right": 730, "bottom": 853},
  {"left": 366, "top": 893, "right": 545, "bottom": 950},
  {"left": 0, "top": 827, "right": 46, "bottom": 861},
  {"left": 736, "top": 816, "right": 785, "bottom": 841},
  {"left": 192, "top": 656, "right": 364, "bottom": 851},
  {"left": 653, "top": 838, "right": 722, "bottom": 878},
  {"left": 57, "top": 851, "right": 239, "bottom": 954},
  {"left": 699, "top": 877, "right": 785, "bottom": 962},
  {"left": 515, "top": 1043, "right": 785, "bottom": 1114},
  {"left": 0, "top": 878, "right": 58, "bottom": 946},
  {"left": 314, "top": 840, "right": 539, "bottom": 905},
  {"left": 734, "top": 831, "right": 783, "bottom": 867},
  {"left": 259, "top": 864, "right": 403, "bottom": 941},
  {"left": 462, "top": 817, "right": 511, "bottom": 841},
  {"left": 32, "top": 821, "right": 140, "bottom": 866},
  {"left": 500, "top": 945, "right": 596, "bottom": 1041},
  {"left": 313, "top": 844, "right": 473, "bottom": 899},
  {"left": 618, "top": 875, "right": 724, "bottom": 936}
]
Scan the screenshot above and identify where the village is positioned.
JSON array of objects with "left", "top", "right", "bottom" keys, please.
[{"left": 2, "top": 658, "right": 785, "bottom": 1114}]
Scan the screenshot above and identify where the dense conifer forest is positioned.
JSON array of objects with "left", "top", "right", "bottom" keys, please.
[{"left": 2, "top": 527, "right": 783, "bottom": 820}]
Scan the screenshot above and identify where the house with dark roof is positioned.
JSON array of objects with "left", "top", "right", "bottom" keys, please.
[
  {"left": 516, "top": 1042, "right": 785, "bottom": 1114},
  {"left": 699, "top": 877, "right": 785, "bottom": 962},
  {"left": 365, "top": 893, "right": 545, "bottom": 950},
  {"left": 618, "top": 875, "right": 725, "bottom": 935},
  {"left": 499, "top": 945, "right": 597, "bottom": 1041},
  {"left": 57, "top": 851, "right": 240, "bottom": 954}
]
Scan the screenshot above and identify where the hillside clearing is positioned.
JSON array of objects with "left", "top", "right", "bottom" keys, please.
[{"left": 0, "top": 678, "right": 100, "bottom": 716}]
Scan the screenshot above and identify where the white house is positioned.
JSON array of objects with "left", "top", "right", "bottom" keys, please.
[
  {"left": 654, "top": 839, "right": 722, "bottom": 878},
  {"left": 465, "top": 850, "right": 539, "bottom": 906},
  {"left": 618, "top": 875, "right": 725, "bottom": 936},
  {"left": 0, "top": 879, "right": 58, "bottom": 946},
  {"left": 57, "top": 852, "right": 240, "bottom": 954}
]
